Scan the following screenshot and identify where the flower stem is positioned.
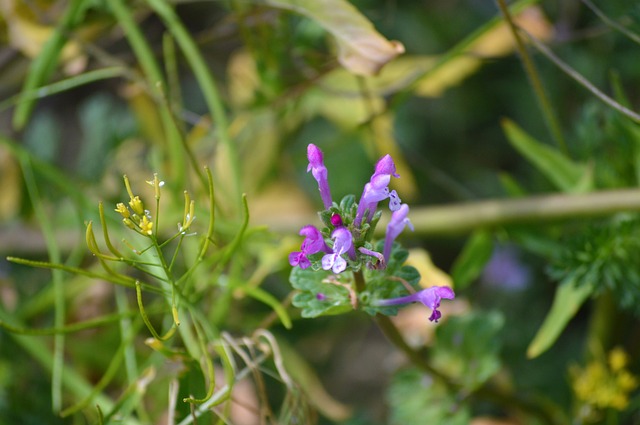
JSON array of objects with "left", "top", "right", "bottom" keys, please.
[{"left": 495, "top": 0, "right": 568, "bottom": 153}]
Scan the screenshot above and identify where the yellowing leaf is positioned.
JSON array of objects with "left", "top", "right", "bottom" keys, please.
[
  {"left": 0, "top": 0, "right": 86, "bottom": 74},
  {"left": 0, "top": 145, "right": 21, "bottom": 221},
  {"left": 414, "top": 6, "right": 553, "bottom": 97},
  {"left": 263, "top": 0, "right": 404, "bottom": 75},
  {"left": 371, "top": 113, "right": 418, "bottom": 200},
  {"left": 406, "top": 248, "right": 453, "bottom": 289}
]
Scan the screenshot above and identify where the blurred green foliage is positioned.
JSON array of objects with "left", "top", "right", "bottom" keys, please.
[{"left": 1, "top": 0, "right": 640, "bottom": 424}]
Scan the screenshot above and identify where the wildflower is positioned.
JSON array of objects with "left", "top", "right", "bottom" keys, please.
[
  {"left": 140, "top": 215, "right": 154, "bottom": 235},
  {"left": 358, "top": 247, "right": 386, "bottom": 270},
  {"left": 289, "top": 225, "right": 330, "bottom": 269},
  {"left": 354, "top": 154, "right": 401, "bottom": 227},
  {"left": 322, "top": 227, "right": 356, "bottom": 274},
  {"left": 373, "top": 286, "right": 455, "bottom": 322},
  {"left": 307, "top": 144, "right": 333, "bottom": 210},
  {"left": 383, "top": 204, "right": 413, "bottom": 262},
  {"left": 129, "top": 195, "right": 144, "bottom": 215},
  {"left": 115, "top": 203, "right": 130, "bottom": 218},
  {"left": 571, "top": 346, "right": 639, "bottom": 412}
]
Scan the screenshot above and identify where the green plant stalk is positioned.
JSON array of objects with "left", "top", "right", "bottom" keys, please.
[
  {"left": 1, "top": 67, "right": 126, "bottom": 112},
  {"left": 13, "top": 0, "right": 86, "bottom": 129},
  {"left": 523, "top": 29, "right": 640, "bottom": 123},
  {"left": 267, "top": 188, "right": 640, "bottom": 236},
  {"left": 360, "top": 272, "right": 564, "bottom": 424},
  {"left": 19, "top": 156, "right": 65, "bottom": 413},
  {"left": 585, "top": 291, "right": 621, "bottom": 359},
  {"left": 178, "top": 351, "right": 270, "bottom": 425},
  {"left": 107, "top": 0, "right": 186, "bottom": 188},
  {"left": 60, "top": 324, "right": 137, "bottom": 417},
  {"left": 0, "top": 307, "right": 141, "bottom": 424},
  {"left": 495, "top": 0, "right": 568, "bottom": 153},
  {"left": 389, "top": 0, "right": 538, "bottom": 110},
  {"left": 146, "top": 0, "right": 242, "bottom": 210},
  {"left": 0, "top": 309, "right": 158, "bottom": 335}
]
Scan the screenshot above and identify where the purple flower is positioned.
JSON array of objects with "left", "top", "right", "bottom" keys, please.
[
  {"left": 374, "top": 154, "right": 400, "bottom": 178},
  {"left": 299, "top": 225, "right": 329, "bottom": 254},
  {"left": 289, "top": 225, "right": 330, "bottom": 269},
  {"left": 354, "top": 155, "right": 402, "bottom": 226},
  {"left": 383, "top": 204, "right": 413, "bottom": 262},
  {"left": 322, "top": 227, "right": 355, "bottom": 273},
  {"left": 307, "top": 144, "right": 333, "bottom": 210},
  {"left": 358, "top": 247, "right": 386, "bottom": 270},
  {"left": 373, "top": 286, "right": 455, "bottom": 322}
]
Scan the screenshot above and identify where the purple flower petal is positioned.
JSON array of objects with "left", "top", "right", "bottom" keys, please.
[
  {"left": 307, "top": 144, "right": 333, "bottom": 209},
  {"left": 322, "top": 252, "right": 347, "bottom": 273},
  {"left": 373, "top": 286, "right": 455, "bottom": 323},
  {"left": 289, "top": 251, "right": 310, "bottom": 269},
  {"left": 354, "top": 156, "right": 401, "bottom": 227},
  {"left": 383, "top": 204, "right": 413, "bottom": 262},
  {"left": 299, "top": 225, "right": 329, "bottom": 254},
  {"left": 374, "top": 154, "right": 400, "bottom": 178}
]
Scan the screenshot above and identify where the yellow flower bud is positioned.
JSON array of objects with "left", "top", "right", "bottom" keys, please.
[
  {"left": 129, "top": 196, "right": 144, "bottom": 215},
  {"left": 115, "top": 203, "right": 130, "bottom": 218},
  {"left": 140, "top": 215, "right": 153, "bottom": 236},
  {"left": 608, "top": 347, "right": 628, "bottom": 372}
]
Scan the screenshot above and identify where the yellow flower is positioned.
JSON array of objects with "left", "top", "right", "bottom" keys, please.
[
  {"left": 609, "top": 347, "right": 628, "bottom": 372},
  {"left": 129, "top": 196, "right": 144, "bottom": 215},
  {"left": 140, "top": 215, "right": 153, "bottom": 236},
  {"left": 571, "top": 347, "right": 638, "bottom": 412},
  {"left": 115, "top": 203, "right": 130, "bottom": 218}
]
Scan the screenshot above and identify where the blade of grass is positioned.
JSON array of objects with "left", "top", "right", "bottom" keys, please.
[
  {"left": 522, "top": 28, "right": 640, "bottom": 123},
  {"left": 12, "top": 0, "right": 86, "bottom": 129},
  {"left": 0, "top": 306, "right": 142, "bottom": 423},
  {"left": 496, "top": 0, "right": 568, "bottom": 153},
  {"left": 107, "top": 0, "right": 186, "bottom": 188},
  {"left": 1, "top": 67, "right": 126, "bottom": 112},
  {"left": 19, "top": 155, "right": 66, "bottom": 413},
  {"left": 145, "top": 0, "right": 241, "bottom": 209},
  {"left": 389, "top": 0, "right": 538, "bottom": 110}
]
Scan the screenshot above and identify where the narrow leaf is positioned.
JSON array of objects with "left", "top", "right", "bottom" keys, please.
[
  {"left": 527, "top": 279, "right": 593, "bottom": 358},
  {"left": 450, "top": 230, "right": 494, "bottom": 290},
  {"left": 502, "top": 118, "right": 592, "bottom": 193}
]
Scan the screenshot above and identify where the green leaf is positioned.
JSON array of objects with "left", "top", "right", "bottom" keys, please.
[
  {"left": 362, "top": 264, "right": 421, "bottom": 316},
  {"left": 450, "top": 230, "right": 493, "bottom": 290},
  {"left": 527, "top": 279, "right": 593, "bottom": 358},
  {"left": 387, "top": 368, "right": 470, "bottom": 425},
  {"left": 431, "top": 310, "right": 504, "bottom": 390},
  {"left": 501, "top": 118, "right": 593, "bottom": 193},
  {"left": 290, "top": 267, "right": 352, "bottom": 318}
]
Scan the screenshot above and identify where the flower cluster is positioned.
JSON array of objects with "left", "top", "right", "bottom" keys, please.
[
  {"left": 571, "top": 346, "right": 638, "bottom": 413},
  {"left": 114, "top": 175, "right": 157, "bottom": 236},
  {"left": 289, "top": 144, "right": 454, "bottom": 322}
]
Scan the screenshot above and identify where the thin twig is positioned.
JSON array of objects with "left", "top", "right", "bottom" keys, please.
[
  {"left": 495, "top": 0, "right": 568, "bottom": 152},
  {"left": 521, "top": 28, "right": 640, "bottom": 123}
]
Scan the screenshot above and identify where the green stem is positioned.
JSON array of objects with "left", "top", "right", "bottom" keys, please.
[
  {"left": 13, "top": 0, "right": 86, "bottom": 129},
  {"left": 496, "top": 0, "right": 568, "bottom": 153},
  {"left": 107, "top": 0, "right": 186, "bottom": 188},
  {"left": 145, "top": 0, "right": 242, "bottom": 209},
  {"left": 19, "top": 156, "right": 65, "bottom": 413},
  {"left": 522, "top": 29, "right": 640, "bottom": 123},
  {"left": 266, "top": 188, "right": 640, "bottom": 236}
]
